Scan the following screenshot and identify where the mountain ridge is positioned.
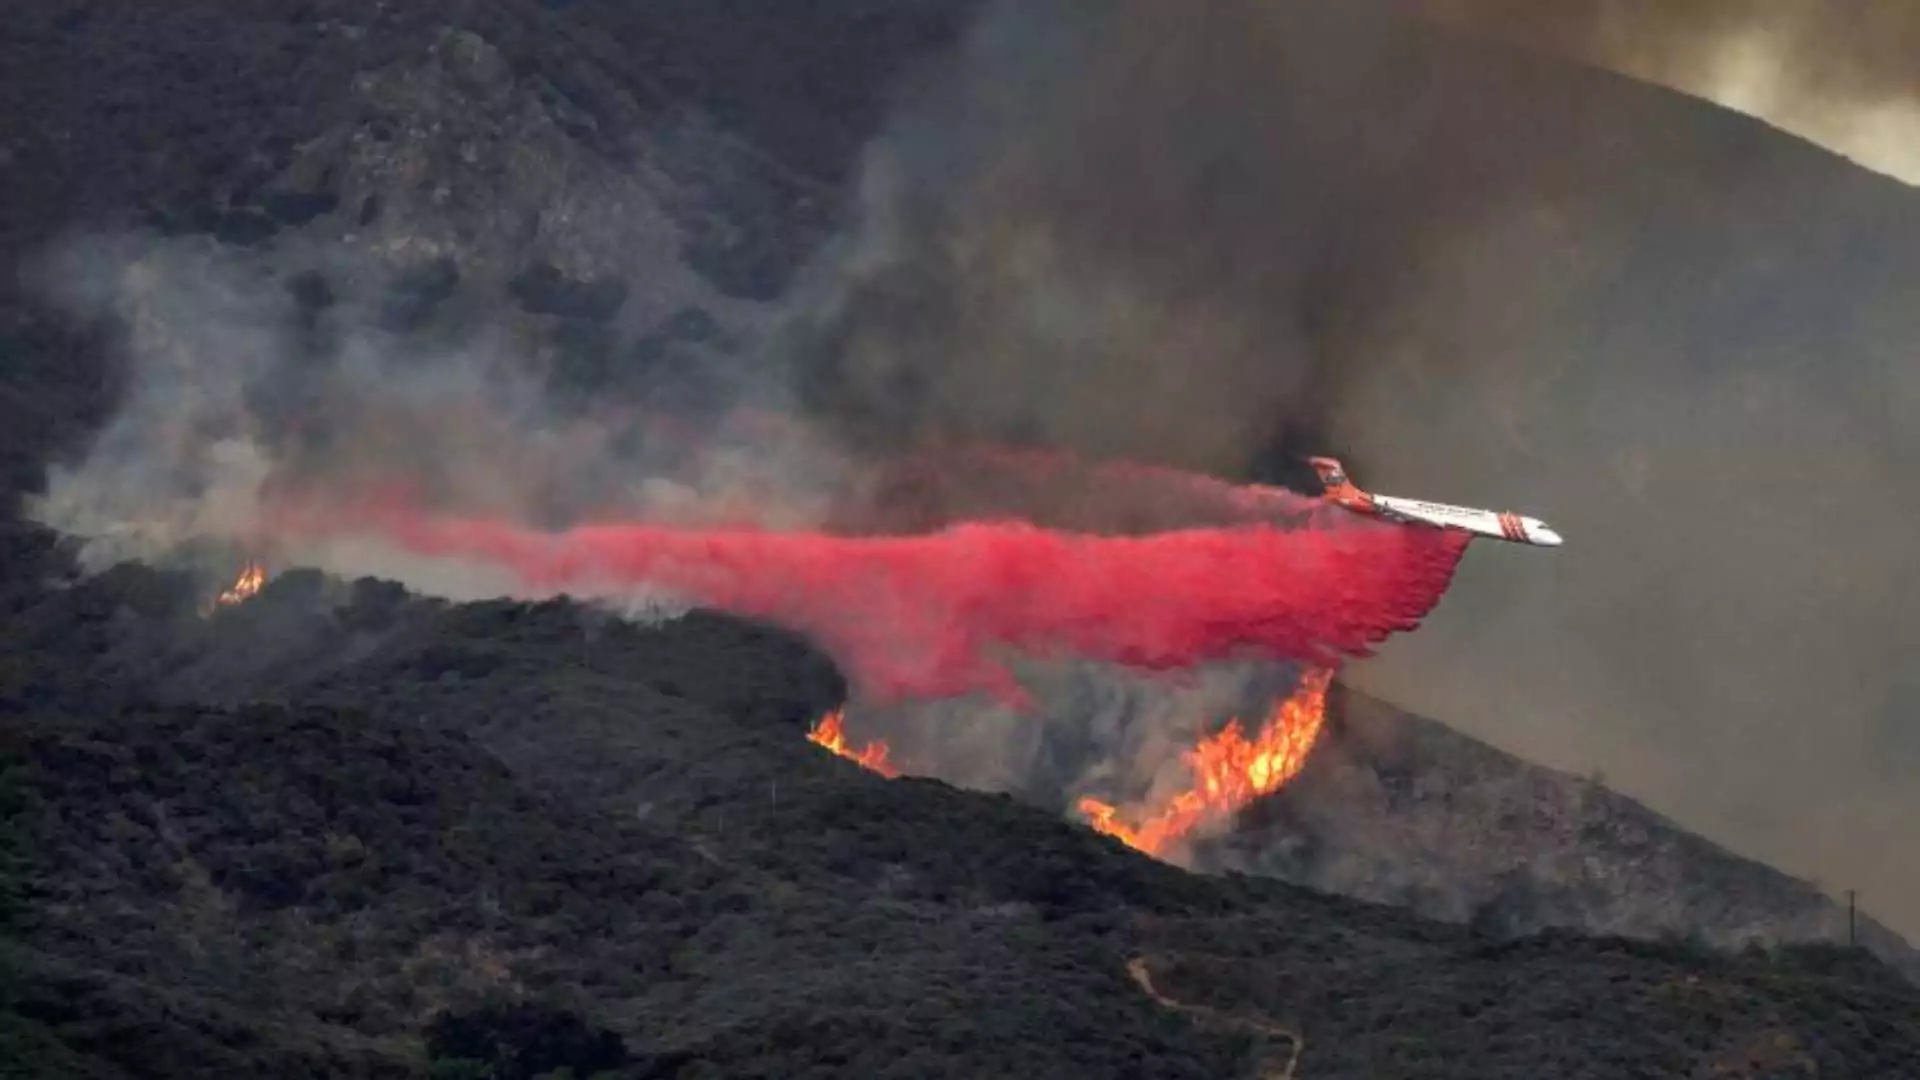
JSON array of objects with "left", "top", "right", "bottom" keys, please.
[
  {"left": 1205, "top": 684, "right": 1916, "bottom": 977},
  {"left": 5, "top": 1, "right": 1920, "bottom": 1075},
  {"left": 9, "top": 566, "right": 1920, "bottom": 1077}
]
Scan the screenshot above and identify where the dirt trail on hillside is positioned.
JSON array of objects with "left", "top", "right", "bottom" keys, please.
[{"left": 1129, "top": 955, "right": 1305, "bottom": 1079}]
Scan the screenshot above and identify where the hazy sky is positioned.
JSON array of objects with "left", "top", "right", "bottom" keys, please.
[{"left": 1412, "top": 0, "right": 1920, "bottom": 185}]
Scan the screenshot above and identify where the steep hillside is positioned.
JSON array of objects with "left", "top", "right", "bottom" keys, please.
[
  {"left": 10, "top": 509, "right": 1906, "bottom": 982},
  {"left": 735, "top": 0, "right": 1920, "bottom": 940},
  {"left": 6, "top": 1, "right": 1920, "bottom": 1075},
  {"left": 8, "top": 565, "right": 1920, "bottom": 1078},
  {"left": 1200, "top": 686, "right": 1916, "bottom": 977},
  {"left": 0, "top": 0, "right": 970, "bottom": 492}
]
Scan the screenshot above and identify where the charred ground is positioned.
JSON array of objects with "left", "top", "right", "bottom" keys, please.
[{"left": 4, "top": 1, "right": 1920, "bottom": 1077}]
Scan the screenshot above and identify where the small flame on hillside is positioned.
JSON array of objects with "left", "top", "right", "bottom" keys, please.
[
  {"left": 1079, "top": 667, "right": 1333, "bottom": 857},
  {"left": 214, "top": 561, "right": 267, "bottom": 608},
  {"left": 807, "top": 709, "right": 900, "bottom": 777}
]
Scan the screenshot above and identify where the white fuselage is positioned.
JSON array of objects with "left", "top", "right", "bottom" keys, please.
[{"left": 1372, "top": 494, "right": 1563, "bottom": 547}]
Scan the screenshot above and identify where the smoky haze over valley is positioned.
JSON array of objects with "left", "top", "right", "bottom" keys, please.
[
  {"left": 10, "top": 0, "right": 1917, "bottom": 945},
  {"left": 779, "top": 0, "right": 1920, "bottom": 937}
]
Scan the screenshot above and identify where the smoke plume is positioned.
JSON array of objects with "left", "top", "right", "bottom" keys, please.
[
  {"left": 779, "top": 0, "right": 1920, "bottom": 938},
  {"left": 23, "top": 0, "right": 1920, "bottom": 941},
  {"left": 19, "top": 191, "right": 1467, "bottom": 823},
  {"left": 22, "top": 233, "right": 857, "bottom": 587}
]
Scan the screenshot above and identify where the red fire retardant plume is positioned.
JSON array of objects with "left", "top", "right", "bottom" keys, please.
[{"left": 281, "top": 499, "right": 1472, "bottom": 707}]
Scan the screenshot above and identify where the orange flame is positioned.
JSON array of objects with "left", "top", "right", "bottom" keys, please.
[
  {"left": 215, "top": 561, "right": 267, "bottom": 607},
  {"left": 1079, "top": 667, "right": 1333, "bottom": 856},
  {"left": 807, "top": 709, "right": 900, "bottom": 778}
]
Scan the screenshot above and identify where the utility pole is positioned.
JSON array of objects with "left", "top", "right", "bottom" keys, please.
[{"left": 1847, "top": 890, "right": 1857, "bottom": 947}]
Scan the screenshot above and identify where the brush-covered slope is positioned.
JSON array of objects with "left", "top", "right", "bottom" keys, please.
[
  {"left": 4, "top": 1, "right": 1920, "bottom": 1074},
  {"left": 1201, "top": 686, "right": 1918, "bottom": 979},
  {"left": 7, "top": 562, "right": 1920, "bottom": 1079},
  {"left": 0, "top": 0, "right": 972, "bottom": 495}
]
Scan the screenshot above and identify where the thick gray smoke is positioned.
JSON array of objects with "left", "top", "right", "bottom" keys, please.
[
  {"left": 847, "top": 658, "right": 1300, "bottom": 810},
  {"left": 779, "top": 0, "right": 1920, "bottom": 936},
  {"left": 25, "top": 1, "right": 1919, "bottom": 939},
  {"left": 23, "top": 230, "right": 850, "bottom": 603},
  {"left": 21, "top": 23, "right": 880, "bottom": 608},
  {"left": 24, "top": 216, "right": 1323, "bottom": 860},
  {"left": 16, "top": 15, "right": 1322, "bottom": 854},
  {"left": 775, "top": 0, "right": 1399, "bottom": 475},
  {"left": 17, "top": 26, "right": 868, "bottom": 598}
]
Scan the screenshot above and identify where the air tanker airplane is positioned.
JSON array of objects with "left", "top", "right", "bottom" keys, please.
[{"left": 1308, "top": 456, "right": 1563, "bottom": 547}]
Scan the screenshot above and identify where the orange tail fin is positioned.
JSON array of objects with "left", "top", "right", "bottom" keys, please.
[{"left": 1306, "top": 456, "right": 1374, "bottom": 512}]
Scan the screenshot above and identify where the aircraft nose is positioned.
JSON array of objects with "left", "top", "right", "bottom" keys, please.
[{"left": 1527, "top": 521, "right": 1563, "bottom": 546}]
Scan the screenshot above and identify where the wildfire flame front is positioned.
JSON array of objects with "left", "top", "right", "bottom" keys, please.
[
  {"left": 215, "top": 561, "right": 267, "bottom": 607},
  {"left": 807, "top": 709, "right": 900, "bottom": 778},
  {"left": 800, "top": 669, "right": 1334, "bottom": 859},
  {"left": 1078, "top": 666, "right": 1333, "bottom": 857}
]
